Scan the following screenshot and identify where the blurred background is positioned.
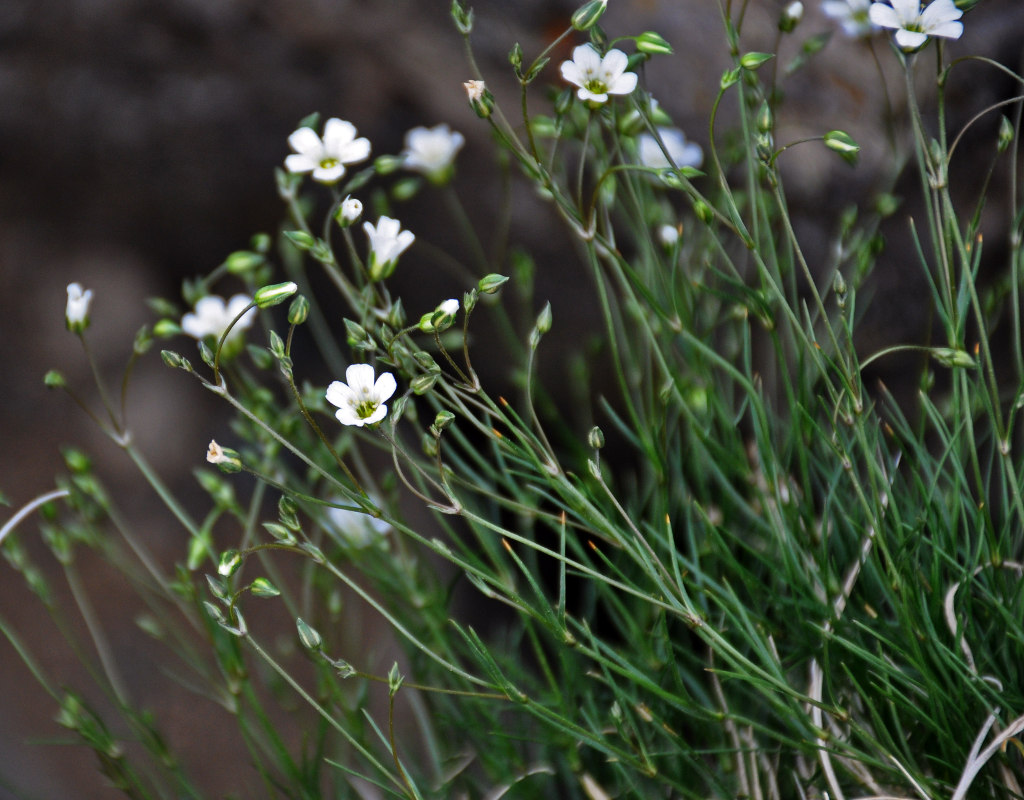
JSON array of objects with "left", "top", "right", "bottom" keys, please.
[{"left": 2, "top": 0, "right": 1022, "bottom": 795}]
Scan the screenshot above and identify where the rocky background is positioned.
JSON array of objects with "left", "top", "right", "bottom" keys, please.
[{"left": 2, "top": 0, "right": 1023, "bottom": 795}]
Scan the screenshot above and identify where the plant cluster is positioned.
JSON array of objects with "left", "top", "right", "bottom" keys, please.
[{"left": 3, "top": 1, "right": 1024, "bottom": 798}]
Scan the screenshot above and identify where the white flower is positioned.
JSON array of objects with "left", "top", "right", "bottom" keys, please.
[
  {"left": 207, "top": 440, "right": 227, "bottom": 463},
  {"left": 560, "top": 44, "right": 638, "bottom": 105},
  {"left": 339, "top": 195, "right": 363, "bottom": 225},
  {"left": 181, "top": 294, "right": 256, "bottom": 342},
  {"left": 363, "top": 217, "right": 415, "bottom": 281},
  {"left": 657, "top": 224, "right": 680, "bottom": 247},
  {"left": 638, "top": 128, "right": 704, "bottom": 171},
  {"left": 65, "top": 282, "right": 93, "bottom": 332},
  {"left": 868, "top": 0, "right": 963, "bottom": 49},
  {"left": 285, "top": 117, "right": 371, "bottom": 184},
  {"left": 401, "top": 124, "right": 465, "bottom": 183},
  {"left": 326, "top": 364, "right": 397, "bottom": 427},
  {"left": 206, "top": 440, "right": 242, "bottom": 471},
  {"left": 822, "top": 0, "right": 876, "bottom": 36},
  {"left": 326, "top": 503, "right": 391, "bottom": 549}
]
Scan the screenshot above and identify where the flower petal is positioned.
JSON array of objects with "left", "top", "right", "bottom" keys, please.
[
  {"left": 889, "top": 0, "right": 921, "bottom": 24},
  {"left": 599, "top": 48, "right": 629, "bottom": 79},
  {"left": 322, "top": 118, "right": 357, "bottom": 150},
  {"left": 608, "top": 71, "right": 638, "bottom": 96},
  {"left": 339, "top": 137, "right": 371, "bottom": 164},
  {"left": 286, "top": 153, "right": 318, "bottom": 173},
  {"left": 571, "top": 44, "right": 602, "bottom": 73},
  {"left": 868, "top": 3, "right": 901, "bottom": 29},
  {"left": 373, "top": 372, "right": 397, "bottom": 403},
  {"left": 927, "top": 20, "right": 963, "bottom": 39},
  {"left": 345, "top": 363, "right": 376, "bottom": 392},
  {"left": 326, "top": 380, "right": 356, "bottom": 409},
  {"left": 894, "top": 28, "right": 928, "bottom": 48},
  {"left": 288, "top": 127, "right": 323, "bottom": 157}
]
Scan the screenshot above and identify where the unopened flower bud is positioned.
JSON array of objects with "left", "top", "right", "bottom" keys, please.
[
  {"left": 740, "top": 52, "right": 774, "bottom": 71},
  {"left": 588, "top": 426, "right": 605, "bottom": 449},
  {"left": 336, "top": 195, "right": 363, "bottom": 227},
  {"left": 824, "top": 130, "right": 860, "bottom": 166},
  {"left": 998, "top": 115, "right": 1014, "bottom": 154},
  {"left": 571, "top": 0, "right": 607, "bottom": 31},
  {"left": 431, "top": 410, "right": 456, "bottom": 436},
  {"left": 153, "top": 319, "right": 182, "bottom": 338},
  {"left": 254, "top": 281, "right": 297, "bottom": 308},
  {"left": 65, "top": 282, "right": 93, "bottom": 333},
  {"left": 287, "top": 295, "right": 310, "bottom": 325},
  {"left": 636, "top": 31, "right": 673, "bottom": 55},
  {"left": 217, "top": 548, "right": 242, "bottom": 577},
  {"left": 478, "top": 273, "right": 509, "bottom": 294},
  {"left": 225, "top": 250, "right": 264, "bottom": 275},
  {"left": 419, "top": 298, "right": 460, "bottom": 333},
  {"left": 779, "top": 1, "right": 803, "bottom": 32},
  {"left": 932, "top": 347, "right": 976, "bottom": 369},
  {"left": 285, "top": 230, "right": 316, "bottom": 251},
  {"left": 44, "top": 370, "right": 67, "bottom": 389},
  {"left": 296, "top": 617, "right": 322, "bottom": 650}
]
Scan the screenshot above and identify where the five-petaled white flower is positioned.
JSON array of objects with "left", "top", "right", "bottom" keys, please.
[
  {"left": 868, "top": 0, "right": 963, "bottom": 50},
  {"left": 560, "top": 44, "right": 638, "bottom": 106},
  {"left": 638, "top": 127, "right": 704, "bottom": 171},
  {"left": 401, "top": 124, "right": 465, "bottom": 183},
  {"left": 181, "top": 294, "right": 256, "bottom": 342},
  {"left": 285, "top": 117, "right": 371, "bottom": 184},
  {"left": 65, "top": 282, "right": 93, "bottom": 332},
  {"left": 364, "top": 216, "right": 415, "bottom": 281},
  {"left": 326, "top": 364, "right": 397, "bottom": 427},
  {"left": 822, "top": 0, "right": 877, "bottom": 37}
]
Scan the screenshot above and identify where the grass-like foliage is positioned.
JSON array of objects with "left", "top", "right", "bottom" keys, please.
[{"left": 4, "top": 1, "right": 1024, "bottom": 797}]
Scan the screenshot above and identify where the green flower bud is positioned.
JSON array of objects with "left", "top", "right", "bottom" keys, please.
[
  {"left": 374, "top": 154, "right": 403, "bottom": 175},
  {"left": 823, "top": 130, "right": 860, "bottom": 165},
  {"left": 287, "top": 295, "right": 310, "bottom": 325},
  {"left": 250, "top": 232, "right": 272, "bottom": 253},
  {"left": 254, "top": 281, "right": 297, "bottom": 308},
  {"left": 932, "top": 347, "right": 977, "bottom": 369},
  {"left": 998, "top": 115, "right": 1015, "bottom": 154},
  {"left": 249, "top": 577, "right": 281, "bottom": 598},
  {"left": 571, "top": 0, "right": 607, "bottom": 31},
  {"left": 431, "top": 410, "right": 456, "bottom": 436},
  {"left": 44, "top": 370, "right": 67, "bottom": 389},
  {"left": 411, "top": 373, "right": 439, "bottom": 395},
  {"left": 636, "top": 30, "right": 673, "bottom": 55},
  {"left": 284, "top": 230, "right": 315, "bottom": 251},
  {"left": 153, "top": 319, "right": 182, "bottom": 338},
  {"left": 224, "top": 250, "right": 264, "bottom": 275},
  {"left": 740, "top": 52, "right": 774, "bottom": 70},
  {"left": 588, "top": 426, "right": 605, "bottom": 449},
  {"left": 217, "top": 549, "right": 242, "bottom": 578},
  {"left": 296, "top": 617, "right": 322, "bottom": 650}
]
